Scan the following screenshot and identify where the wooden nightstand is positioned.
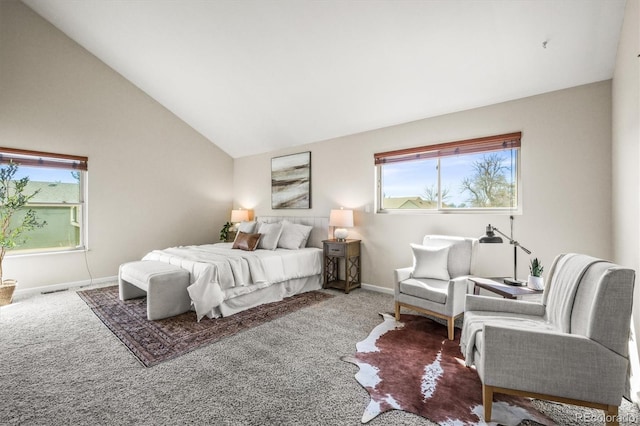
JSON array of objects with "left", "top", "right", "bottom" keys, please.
[{"left": 322, "top": 239, "right": 361, "bottom": 293}]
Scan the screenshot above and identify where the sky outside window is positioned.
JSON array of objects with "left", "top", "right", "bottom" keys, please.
[
  {"left": 13, "top": 165, "right": 79, "bottom": 184},
  {"left": 382, "top": 158, "right": 437, "bottom": 199},
  {"left": 381, "top": 150, "right": 517, "bottom": 209}
]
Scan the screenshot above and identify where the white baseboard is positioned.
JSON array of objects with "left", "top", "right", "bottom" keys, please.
[
  {"left": 361, "top": 282, "right": 394, "bottom": 295},
  {"left": 14, "top": 276, "right": 118, "bottom": 297}
]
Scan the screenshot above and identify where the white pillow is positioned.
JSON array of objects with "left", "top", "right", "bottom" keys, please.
[
  {"left": 278, "top": 220, "right": 313, "bottom": 249},
  {"left": 236, "top": 221, "right": 257, "bottom": 235},
  {"left": 256, "top": 222, "right": 284, "bottom": 250},
  {"left": 410, "top": 243, "right": 451, "bottom": 281}
]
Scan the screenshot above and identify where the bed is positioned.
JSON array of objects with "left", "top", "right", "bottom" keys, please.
[{"left": 141, "top": 216, "right": 328, "bottom": 321}]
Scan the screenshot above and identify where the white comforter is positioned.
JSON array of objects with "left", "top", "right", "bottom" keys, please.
[{"left": 142, "top": 243, "right": 322, "bottom": 321}]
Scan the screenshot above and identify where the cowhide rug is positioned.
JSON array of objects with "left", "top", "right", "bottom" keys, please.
[{"left": 342, "top": 313, "right": 553, "bottom": 425}]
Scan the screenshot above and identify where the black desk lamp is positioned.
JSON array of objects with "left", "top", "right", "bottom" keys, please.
[{"left": 479, "top": 216, "right": 532, "bottom": 286}]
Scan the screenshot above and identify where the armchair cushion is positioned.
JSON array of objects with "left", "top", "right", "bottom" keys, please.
[
  {"left": 399, "top": 278, "right": 449, "bottom": 304},
  {"left": 410, "top": 243, "right": 450, "bottom": 280},
  {"left": 461, "top": 310, "right": 555, "bottom": 365},
  {"left": 465, "top": 294, "right": 546, "bottom": 317}
]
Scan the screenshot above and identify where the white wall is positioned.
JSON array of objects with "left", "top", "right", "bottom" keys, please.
[
  {"left": 234, "top": 81, "right": 613, "bottom": 291},
  {"left": 0, "top": 1, "right": 234, "bottom": 290},
  {"left": 612, "top": 0, "right": 640, "bottom": 401}
]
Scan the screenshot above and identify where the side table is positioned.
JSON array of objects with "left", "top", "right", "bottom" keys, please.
[
  {"left": 468, "top": 276, "right": 543, "bottom": 300},
  {"left": 322, "top": 239, "right": 361, "bottom": 293}
]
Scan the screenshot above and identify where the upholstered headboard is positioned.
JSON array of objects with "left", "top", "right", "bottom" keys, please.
[{"left": 256, "top": 216, "right": 329, "bottom": 249}]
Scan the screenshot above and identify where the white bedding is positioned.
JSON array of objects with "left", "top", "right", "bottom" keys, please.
[{"left": 142, "top": 243, "right": 323, "bottom": 321}]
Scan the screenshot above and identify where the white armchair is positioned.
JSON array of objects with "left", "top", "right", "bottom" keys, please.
[{"left": 394, "top": 235, "right": 478, "bottom": 340}]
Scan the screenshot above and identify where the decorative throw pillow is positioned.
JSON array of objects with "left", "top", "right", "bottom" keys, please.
[
  {"left": 234, "top": 221, "right": 257, "bottom": 239},
  {"left": 277, "top": 220, "right": 313, "bottom": 249},
  {"left": 256, "top": 222, "right": 284, "bottom": 250},
  {"left": 232, "top": 232, "right": 261, "bottom": 251},
  {"left": 410, "top": 243, "right": 451, "bottom": 281}
]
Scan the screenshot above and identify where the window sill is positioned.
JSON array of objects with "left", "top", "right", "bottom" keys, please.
[{"left": 5, "top": 247, "right": 88, "bottom": 259}]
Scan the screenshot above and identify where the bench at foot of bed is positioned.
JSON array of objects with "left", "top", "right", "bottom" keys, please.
[{"left": 118, "top": 260, "right": 191, "bottom": 320}]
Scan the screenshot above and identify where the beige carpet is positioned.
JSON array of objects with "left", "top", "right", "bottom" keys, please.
[
  {"left": 1, "top": 284, "right": 638, "bottom": 425},
  {"left": 77, "top": 285, "right": 333, "bottom": 367}
]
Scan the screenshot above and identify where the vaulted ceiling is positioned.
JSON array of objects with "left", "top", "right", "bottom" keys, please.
[{"left": 23, "top": 0, "right": 627, "bottom": 158}]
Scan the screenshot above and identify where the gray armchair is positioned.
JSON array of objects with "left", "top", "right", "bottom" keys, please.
[
  {"left": 394, "top": 235, "right": 478, "bottom": 340},
  {"left": 460, "top": 253, "right": 636, "bottom": 426}
]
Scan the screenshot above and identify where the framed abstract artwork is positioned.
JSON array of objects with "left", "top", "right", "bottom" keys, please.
[{"left": 271, "top": 151, "right": 311, "bottom": 209}]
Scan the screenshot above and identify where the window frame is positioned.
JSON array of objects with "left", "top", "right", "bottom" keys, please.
[
  {"left": 1, "top": 147, "right": 88, "bottom": 255},
  {"left": 374, "top": 132, "right": 522, "bottom": 214}
]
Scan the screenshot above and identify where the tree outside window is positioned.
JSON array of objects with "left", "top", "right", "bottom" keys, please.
[{"left": 1, "top": 148, "right": 87, "bottom": 253}]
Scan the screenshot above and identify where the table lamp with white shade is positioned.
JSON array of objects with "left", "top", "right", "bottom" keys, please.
[
  {"left": 329, "top": 208, "right": 354, "bottom": 241},
  {"left": 230, "top": 209, "right": 250, "bottom": 230}
]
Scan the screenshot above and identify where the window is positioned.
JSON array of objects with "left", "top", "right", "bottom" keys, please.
[
  {"left": 1, "top": 147, "right": 88, "bottom": 253},
  {"left": 375, "top": 132, "right": 521, "bottom": 212}
]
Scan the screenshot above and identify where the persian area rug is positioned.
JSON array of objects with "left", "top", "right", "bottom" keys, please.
[
  {"left": 78, "top": 285, "right": 333, "bottom": 367},
  {"left": 342, "top": 313, "right": 553, "bottom": 425}
]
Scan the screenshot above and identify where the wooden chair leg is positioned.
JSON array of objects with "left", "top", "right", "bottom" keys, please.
[
  {"left": 394, "top": 302, "right": 400, "bottom": 320},
  {"left": 447, "top": 317, "right": 455, "bottom": 340},
  {"left": 605, "top": 405, "right": 619, "bottom": 426},
  {"left": 483, "top": 384, "right": 493, "bottom": 422}
]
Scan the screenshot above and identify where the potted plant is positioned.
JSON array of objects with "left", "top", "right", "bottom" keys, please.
[
  {"left": 0, "top": 161, "right": 46, "bottom": 305},
  {"left": 527, "top": 257, "right": 544, "bottom": 290},
  {"left": 219, "top": 221, "right": 233, "bottom": 242}
]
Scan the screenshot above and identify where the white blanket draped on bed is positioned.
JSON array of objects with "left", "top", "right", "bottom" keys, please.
[{"left": 142, "top": 244, "right": 322, "bottom": 321}]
